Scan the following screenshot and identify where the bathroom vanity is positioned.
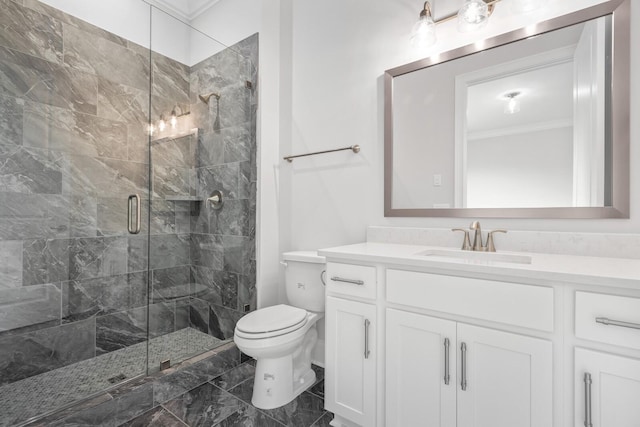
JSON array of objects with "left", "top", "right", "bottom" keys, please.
[{"left": 319, "top": 242, "right": 640, "bottom": 427}]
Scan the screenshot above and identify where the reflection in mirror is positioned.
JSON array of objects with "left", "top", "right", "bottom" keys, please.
[{"left": 385, "top": 0, "right": 629, "bottom": 218}]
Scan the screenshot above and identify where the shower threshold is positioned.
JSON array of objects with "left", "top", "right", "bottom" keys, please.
[{"left": 0, "top": 328, "right": 223, "bottom": 427}]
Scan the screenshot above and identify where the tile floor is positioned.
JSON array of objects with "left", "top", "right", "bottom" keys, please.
[
  {"left": 122, "top": 362, "right": 331, "bottom": 427},
  {"left": 1, "top": 328, "right": 223, "bottom": 427}
]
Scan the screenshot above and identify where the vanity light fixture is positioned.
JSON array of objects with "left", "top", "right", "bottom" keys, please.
[
  {"left": 503, "top": 91, "right": 521, "bottom": 114},
  {"left": 458, "top": 0, "right": 490, "bottom": 32},
  {"left": 170, "top": 108, "right": 178, "bottom": 128},
  {"left": 410, "top": 0, "right": 547, "bottom": 49},
  {"left": 158, "top": 114, "right": 166, "bottom": 132},
  {"left": 410, "top": 2, "right": 437, "bottom": 48}
]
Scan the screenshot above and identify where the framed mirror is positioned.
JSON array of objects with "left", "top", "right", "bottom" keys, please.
[{"left": 384, "top": 0, "right": 629, "bottom": 218}]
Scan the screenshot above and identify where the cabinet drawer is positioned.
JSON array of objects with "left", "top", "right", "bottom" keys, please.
[
  {"left": 326, "top": 262, "right": 377, "bottom": 300},
  {"left": 575, "top": 291, "right": 640, "bottom": 350},
  {"left": 387, "top": 269, "right": 554, "bottom": 332}
]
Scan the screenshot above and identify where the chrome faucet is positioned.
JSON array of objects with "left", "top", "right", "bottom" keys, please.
[
  {"left": 470, "top": 221, "right": 484, "bottom": 251},
  {"left": 453, "top": 222, "right": 507, "bottom": 252}
]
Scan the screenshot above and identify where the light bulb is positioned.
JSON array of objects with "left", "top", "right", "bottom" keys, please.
[
  {"left": 458, "top": 0, "right": 489, "bottom": 32},
  {"left": 158, "top": 115, "right": 166, "bottom": 132},
  {"left": 170, "top": 109, "right": 178, "bottom": 128},
  {"left": 148, "top": 123, "right": 155, "bottom": 136},
  {"left": 410, "top": 2, "right": 437, "bottom": 49},
  {"left": 503, "top": 92, "right": 521, "bottom": 114}
]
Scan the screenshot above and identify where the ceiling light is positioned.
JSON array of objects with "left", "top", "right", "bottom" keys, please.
[
  {"left": 410, "top": 2, "right": 437, "bottom": 49},
  {"left": 503, "top": 91, "right": 521, "bottom": 114}
]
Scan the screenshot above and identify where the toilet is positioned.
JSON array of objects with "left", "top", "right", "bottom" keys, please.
[{"left": 233, "top": 251, "right": 325, "bottom": 409}]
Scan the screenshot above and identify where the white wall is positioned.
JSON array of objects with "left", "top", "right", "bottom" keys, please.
[{"left": 278, "top": 0, "right": 639, "bottom": 253}]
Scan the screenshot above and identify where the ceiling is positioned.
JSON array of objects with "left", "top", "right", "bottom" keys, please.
[{"left": 145, "top": 0, "right": 219, "bottom": 21}]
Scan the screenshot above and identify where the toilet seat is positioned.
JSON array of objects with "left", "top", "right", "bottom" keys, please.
[{"left": 235, "top": 304, "right": 308, "bottom": 339}]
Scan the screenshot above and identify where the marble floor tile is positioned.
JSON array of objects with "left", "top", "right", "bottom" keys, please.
[
  {"left": 227, "top": 373, "right": 327, "bottom": 427},
  {"left": 121, "top": 406, "right": 188, "bottom": 427},
  {"left": 163, "top": 382, "right": 243, "bottom": 426},
  {"left": 210, "top": 362, "right": 255, "bottom": 391},
  {"left": 213, "top": 404, "right": 285, "bottom": 427}
]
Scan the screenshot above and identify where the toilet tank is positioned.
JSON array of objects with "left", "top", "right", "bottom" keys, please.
[{"left": 283, "top": 251, "right": 326, "bottom": 312}]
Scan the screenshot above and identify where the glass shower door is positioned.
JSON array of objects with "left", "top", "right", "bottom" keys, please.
[
  {"left": 147, "top": 6, "right": 258, "bottom": 368},
  {"left": 0, "top": 1, "right": 152, "bottom": 424}
]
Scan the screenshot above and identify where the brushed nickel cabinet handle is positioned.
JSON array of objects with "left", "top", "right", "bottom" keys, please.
[
  {"left": 364, "top": 319, "right": 371, "bottom": 359},
  {"left": 331, "top": 276, "right": 365, "bottom": 286},
  {"left": 461, "top": 342, "right": 467, "bottom": 391},
  {"left": 127, "top": 194, "right": 141, "bottom": 235},
  {"left": 596, "top": 317, "right": 640, "bottom": 330},
  {"left": 584, "top": 372, "right": 593, "bottom": 427},
  {"left": 444, "top": 337, "right": 450, "bottom": 385}
]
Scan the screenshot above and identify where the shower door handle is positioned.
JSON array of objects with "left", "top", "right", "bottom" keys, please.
[{"left": 127, "top": 194, "right": 141, "bottom": 234}]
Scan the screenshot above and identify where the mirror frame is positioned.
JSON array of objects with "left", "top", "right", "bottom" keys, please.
[{"left": 384, "top": 0, "right": 630, "bottom": 218}]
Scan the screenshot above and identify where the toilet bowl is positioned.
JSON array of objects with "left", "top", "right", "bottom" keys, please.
[{"left": 233, "top": 251, "right": 325, "bottom": 409}]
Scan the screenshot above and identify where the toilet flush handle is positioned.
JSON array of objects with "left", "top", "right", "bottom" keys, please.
[{"left": 280, "top": 261, "right": 288, "bottom": 268}]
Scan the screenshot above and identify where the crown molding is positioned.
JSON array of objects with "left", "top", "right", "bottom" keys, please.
[{"left": 144, "top": 0, "right": 219, "bottom": 22}]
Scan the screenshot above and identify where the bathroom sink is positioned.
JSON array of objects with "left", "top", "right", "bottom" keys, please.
[{"left": 415, "top": 248, "right": 532, "bottom": 264}]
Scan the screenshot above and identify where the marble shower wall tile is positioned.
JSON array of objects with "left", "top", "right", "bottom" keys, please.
[
  {"left": 0, "top": 317, "right": 95, "bottom": 386},
  {"left": 190, "top": 266, "right": 237, "bottom": 309},
  {"left": 63, "top": 24, "right": 149, "bottom": 92},
  {"left": 196, "top": 162, "right": 239, "bottom": 200},
  {"left": 96, "top": 306, "right": 147, "bottom": 355},
  {"left": 0, "top": 0, "right": 63, "bottom": 63},
  {"left": 0, "top": 240, "right": 23, "bottom": 288},
  {"left": 0, "top": 283, "right": 61, "bottom": 334},
  {"left": 62, "top": 272, "right": 148, "bottom": 323},
  {"left": 151, "top": 266, "right": 190, "bottom": 303},
  {"left": 151, "top": 54, "right": 190, "bottom": 107},
  {"left": 208, "top": 303, "right": 242, "bottom": 340},
  {"left": 0, "top": 94, "right": 24, "bottom": 146},
  {"left": 61, "top": 154, "right": 147, "bottom": 198},
  {"left": 149, "top": 234, "right": 190, "bottom": 270},
  {"left": 22, "top": 238, "right": 69, "bottom": 286},
  {"left": 0, "top": 142, "right": 63, "bottom": 194},
  {"left": 23, "top": 102, "right": 128, "bottom": 160},
  {"left": 223, "top": 235, "right": 251, "bottom": 275},
  {"left": 0, "top": 193, "right": 69, "bottom": 240},
  {"left": 190, "top": 233, "right": 223, "bottom": 270},
  {"left": 23, "top": 0, "right": 129, "bottom": 48},
  {"left": 0, "top": 45, "right": 98, "bottom": 114},
  {"left": 68, "top": 236, "right": 128, "bottom": 281}
]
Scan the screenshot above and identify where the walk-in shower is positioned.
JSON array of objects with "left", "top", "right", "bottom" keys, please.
[{"left": 0, "top": 1, "right": 257, "bottom": 425}]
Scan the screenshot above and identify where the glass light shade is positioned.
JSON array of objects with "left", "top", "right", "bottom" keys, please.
[
  {"left": 410, "top": 14, "right": 437, "bottom": 49},
  {"left": 504, "top": 96, "right": 521, "bottom": 114},
  {"left": 511, "top": 0, "right": 547, "bottom": 14},
  {"left": 158, "top": 116, "right": 166, "bottom": 132},
  {"left": 458, "top": 0, "right": 489, "bottom": 32},
  {"left": 170, "top": 111, "right": 178, "bottom": 128}
]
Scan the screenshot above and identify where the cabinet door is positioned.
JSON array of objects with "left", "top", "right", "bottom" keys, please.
[
  {"left": 457, "top": 323, "right": 553, "bottom": 427},
  {"left": 386, "top": 309, "right": 457, "bottom": 427},
  {"left": 325, "top": 296, "right": 376, "bottom": 427},
  {"left": 575, "top": 348, "right": 640, "bottom": 427}
]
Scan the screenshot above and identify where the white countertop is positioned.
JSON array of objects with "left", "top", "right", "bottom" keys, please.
[{"left": 318, "top": 242, "right": 640, "bottom": 289}]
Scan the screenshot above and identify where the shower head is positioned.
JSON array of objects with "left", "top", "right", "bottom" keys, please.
[{"left": 198, "top": 92, "right": 221, "bottom": 104}]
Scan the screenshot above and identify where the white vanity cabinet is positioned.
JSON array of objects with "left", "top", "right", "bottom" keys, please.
[
  {"left": 386, "top": 290, "right": 553, "bottom": 427},
  {"left": 325, "top": 263, "right": 378, "bottom": 427},
  {"left": 574, "top": 348, "right": 640, "bottom": 427},
  {"left": 386, "top": 309, "right": 457, "bottom": 427},
  {"left": 320, "top": 242, "right": 640, "bottom": 427},
  {"left": 573, "top": 291, "right": 640, "bottom": 427}
]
